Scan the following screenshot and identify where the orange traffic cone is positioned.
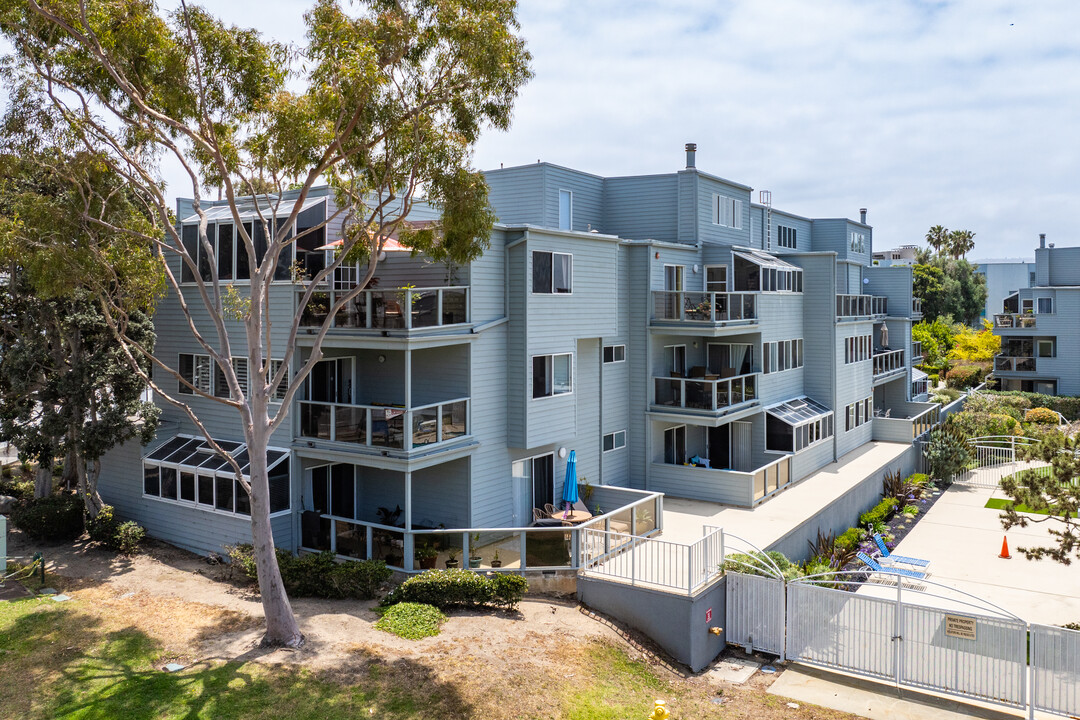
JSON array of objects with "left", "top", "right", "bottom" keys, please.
[{"left": 999, "top": 536, "right": 1011, "bottom": 559}]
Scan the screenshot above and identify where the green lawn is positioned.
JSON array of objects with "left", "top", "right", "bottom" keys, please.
[{"left": 984, "top": 497, "right": 1078, "bottom": 518}]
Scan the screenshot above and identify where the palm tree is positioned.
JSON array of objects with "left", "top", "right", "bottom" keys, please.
[
  {"left": 925, "top": 225, "right": 949, "bottom": 257},
  {"left": 948, "top": 229, "right": 976, "bottom": 259}
]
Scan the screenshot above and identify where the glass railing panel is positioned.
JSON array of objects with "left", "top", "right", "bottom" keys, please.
[
  {"left": 372, "top": 527, "right": 405, "bottom": 568},
  {"left": 655, "top": 378, "right": 682, "bottom": 406},
  {"left": 371, "top": 291, "right": 407, "bottom": 329},
  {"left": 299, "top": 402, "right": 332, "bottom": 440},
  {"left": 684, "top": 380, "right": 711, "bottom": 409},
  {"left": 333, "top": 293, "right": 368, "bottom": 328},
  {"left": 753, "top": 468, "right": 766, "bottom": 501},
  {"left": 653, "top": 292, "right": 680, "bottom": 320},
  {"left": 441, "top": 401, "right": 467, "bottom": 442},
  {"left": 1017, "top": 357, "right": 1036, "bottom": 372},
  {"left": 634, "top": 502, "right": 657, "bottom": 536},
  {"left": 467, "top": 531, "right": 518, "bottom": 570},
  {"left": 442, "top": 288, "right": 468, "bottom": 325},
  {"left": 524, "top": 528, "right": 572, "bottom": 568},
  {"left": 299, "top": 291, "right": 330, "bottom": 327},
  {"left": 334, "top": 519, "right": 367, "bottom": 559},
  {"left": 410, "top": 289, "right": 439, "bottom": 328},
  {"left": 610, "top": 507, "right": 633, "bottom": 535},
  {"left": 682, "top": 292, "right": 711, "bottom": 321},
  {"left": 411, "top": 406, "right": 439, "bottom": 447},
  {"left": 334, "top": 405, "right": 367, "bottom": 444},
  {"left": 370, "top": 408, "right": 405, "bottom": 449}
]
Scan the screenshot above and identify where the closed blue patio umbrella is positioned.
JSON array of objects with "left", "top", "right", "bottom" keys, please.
[{"left": 561, "top": 450, "right": 579, "bottom": 513}]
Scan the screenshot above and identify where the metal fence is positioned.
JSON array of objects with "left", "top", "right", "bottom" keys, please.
[
  {"left": 579, "top": 526, "right": 725, "bottom": 595},
  {"left": 726, "top": 572, "right": 785, "bottom": 656},
  {"left": 1032, "top": 623, "right": 1080, "bottom": 718},
  {"left": 950, "top": 435, "right": 1044, "bottom": 488}
]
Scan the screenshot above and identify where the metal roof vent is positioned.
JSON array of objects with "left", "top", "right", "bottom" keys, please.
[{"left": 685, "top": 143, "right": 697, "bottom": 169}]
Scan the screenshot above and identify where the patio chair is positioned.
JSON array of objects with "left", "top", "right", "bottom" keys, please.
[
  {"left": 857, "top": 552, "right": 927, "bottom": 580},
  {"left": 532, "top": 507, "right": 547, "bottom": 524},
  {"left": 544, "top": 503, "right": 558, "bottom": 517},
  {"left": 872, "top": 534, "right": 930, "bottom": 569}
]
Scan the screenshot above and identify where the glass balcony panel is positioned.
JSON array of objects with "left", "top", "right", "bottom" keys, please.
[
  {"left": 370, "top": 408, "right": 405, "bottom": 449},
  {"left": 684, "top": 380, "right": 711, "bottom": 409},
  {"left": 333, "top": 293, "right": 368, "bottom": 328},
  {"left": 410, "top": 290, "right": 439, "bottom": 328},
  {"left": 371, "top": 291, "right": 406, "bottom": 329},
  {"left": 441, "top": 401, "right": 467, "bottom": 442},
  {"left": 442, "top": 288, "right": 468, "bottom": 325},
  {"left": 372, "top": 527, "right": 405, "bottom": 568},
  {"left": 524, "top": 528, "right": 572, "bottom": 568},
  {"left": 299, "top": 291, "right": 330, "bottom": 327},
  {"left": 334, "top": 405, "right": 367, "bottom": 444},
  {"left": 634, "top": 503, "right": 657, "bottom": 536},
  {"left": 411, "top": 406, "right": 439, "bottom": 447},
  {"left": 655, "top": 378, "right": 682, "bottom": 406},
  {"left": 300, "top": 402, "right": 332, "bottom": 440},
  {"left": 334, "top": 519, "right": 367, "bottom": 559}
]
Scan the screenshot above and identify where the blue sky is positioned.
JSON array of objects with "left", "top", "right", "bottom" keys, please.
[{"left": 24, "top": 1, "right": 1080, "bottom": 259}]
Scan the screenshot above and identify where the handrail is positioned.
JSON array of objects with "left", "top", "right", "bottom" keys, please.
[
  {"left": 298, "top": 397, "right": 469, "bottom": 450},
  {"left": 872, "top": 348, "right": 905, "bottom": 376},
  {"left": 651, "top": 291, "right": 758, "bottom": 323},
  {"left": 994, "top": 355, "right": 1036, "bottom": 372},
  {"left": 836, "top": 293, "right": 888, "bottom": 318},
  {"left": 653, "top": 372, "right": 759, "bottom": 411},
  {"left": 298, "top": 285, "right": 470, "bottom": 330}
]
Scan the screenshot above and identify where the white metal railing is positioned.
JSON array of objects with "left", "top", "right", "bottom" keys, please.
[
  {"left": 836, "top": 294, "right": 888, "bottom": 318},
  {"left": 994, "top": 313, "right": 1037, "bottom": 329},
  {"left": 579, "top": 525, "right": 724, "bottom": 595},
  {"left": 911, "top": 297, "right": 922, "bottom": 316},
  {"left": 300, "top": 490, "right": 663, "bottom": 573},
  {"left": 994, "top": 355, "right": 1036, "bottom": 372},
  {"left": 911, "top": 341, "right": 923, "bottom": 362},
  {"left": 653, "top": 372, "right": 759, "bottom": 411},
  {"left": 651, "top": 291, "right": 757, "bottom": 323},
  {"left": 298, "top": 397, "right": 468, "bottom": 451},
  {"left": 298, "top": 285, "right": 470, "bottom": 330},
  {"left": 872, "top": 348, "right": 906, "bottom": 377}
]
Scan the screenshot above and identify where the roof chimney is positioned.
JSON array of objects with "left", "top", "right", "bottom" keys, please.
[
  {"left": 685, "top": 143, "right": 697, "bottom": 169},
  {"left": 1039, "top": 233, "right": 1046, "bottom": 249},
  {"left": 859, "top": 208, "right": 867, "bottom": 224}
]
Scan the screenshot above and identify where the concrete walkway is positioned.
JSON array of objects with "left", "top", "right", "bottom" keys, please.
[
  {"left": 858, "top": 480, "right": 1080, "bottom": 625},
  {"left": 660, "top": 442, "right": 911, "bottom": 548}
]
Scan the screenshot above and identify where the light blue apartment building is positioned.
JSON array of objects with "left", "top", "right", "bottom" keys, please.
[
  {"left": 98, "top": 144, "right": 933, "bottom": 568},
  {"left": 992, "top": 234, "right": 1079, "bottom": 396},
  {"left": 975, "top": 256, "right": 1035, "bottom": 324}
]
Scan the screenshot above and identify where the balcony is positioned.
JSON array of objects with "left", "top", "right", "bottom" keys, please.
[
  {"left": 298, "top": 285, "right": 470, "bottom": 332},
  {"left": 836, "top": 294, "right": 888, "bottom": 319},
  {"left": 651, "top": 291, "right": 757, "bottom": 326},
  {"left": 911, "top": 340, "right": 923, "bottom": 364},
  {"left": 653, "top": 372, "right": 758, "bottom": 414},
  {"left": 298, "top": 397, "right": 469, "bottom": 452},
  {"left": 650, "top": 454, "right": 791, "bottom": 507},
  {"left": 994, "top": 355, "right": 1036, "bottom": 373},
  {"left": 994, "top": 313, "right": 1037, "bottom": 330},
  {"left": 872, "top": 348, "right": 906, "bottom": 380},
  {"left": 911, "top": 297, "right": 922, "bottom": 318}
]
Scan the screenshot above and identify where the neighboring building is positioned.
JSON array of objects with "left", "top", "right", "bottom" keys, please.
[
  {"left": 991, "top": 234, "right": 1077, "bottom": 396},
  {"left": 99, "top": 144, "right": 931, "bottom": 566},
  {"left": 974, "top": 257, "right": 1036, "bottom": 324},
  {"left": 872, "top": 245, "right": 920, "bottom": 267}
]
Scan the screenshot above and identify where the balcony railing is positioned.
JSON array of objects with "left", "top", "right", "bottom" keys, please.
[
  {"left": 836, "top": 294, "right": 888, "bottom": 318},
  {"left": 298, "top": 286, "right": 469, "bottom": 331},
  {"left": 994, "top": 355, "right": 1036, "bottom": 373},
  {"left": 912, "top": 297, "right": 922, "bottom": 316},
  {"left": 994, "top": 313, "right": 1037, "bottom": 329},
  {"left": 653, "top": 372, "right": 758, "bottom": 411},
  {"left": 911, "top": 341, "right": 923, "bottom": 363},
  {"left": 298, "top": 397, "right": 468, "bottom": 451},
  {"left": 872, "top": 348, "right": 906, "bottom": 377},
  {"left": 651, "top": 291, "right": 757, "bottom": 323}
]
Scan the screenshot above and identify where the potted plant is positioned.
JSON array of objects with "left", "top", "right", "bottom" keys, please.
[
  {"left": 416, "top": 543, "right": 439, "bottom": 570},
  {"left": 468, "top": 533, "right": 483, "bottom": 569},
  {"left": 445, "top": 547, "right": 459, "bottom": 569},
  {"left": 491, "top": 548, "right": 502, "bottom": 569},
  {"left": 580, "top": 478, "right": 594, "bottom": 507}
]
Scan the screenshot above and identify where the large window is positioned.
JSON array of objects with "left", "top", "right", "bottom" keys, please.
[
  {"left": 763, "top": 339, "right": 803, "bottom": 374},
  {"left": 513, "top": 453, "right": 554, "bottom": 515},
  {"left": 765, "top": 397, "right": 833, "bottom": 453},
  {"left": 664, "top": 426, "right": 686, "bottom": 465},
  {"left": 558, "top": 189, "right": 573, "bottom": 231},
  {"left": 732, "top": 250, "right": 803, "bottom": 293},
  {"left": 1037, "top": 297, "right": 1054, "bottom": 314},
  {"left": 178, "top": 353, "right": 212, "bottom": 395},
  {"left": 850, "top": 231, "right": 866, "bottom": 253},
  {"left": 214, "top": 357, "right": 250, "bottom": 399},
  {"left": 777, "top": 225, "right": 797, "bottom": 249},
  {"left": 845, "top": 396, "right": 873, "bottom": 431},
  {"left": 268, "top": 359, "right": 289, "bottom": 402},
  {"left": 142, "top": 435, "right": 290, "bottom": 516},
  {"left": 845, "top": 334, "right": 871, "bottom": 364},
  {"left": 532, "top": 353, "right": 573, "bottom": 398},
  {"left": 532, "top": 251, "right": 572, "bottom": 294},
  {"left": 713, "top": 194, "right": 743, "bottom": 229},
  {"left": 705, "top": 266, "right": 728, "bottom": 292}
]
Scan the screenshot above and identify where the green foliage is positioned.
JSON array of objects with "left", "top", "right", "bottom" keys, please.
[
  {"left": 10, "top": 493, "right": 84, "bottom": 541},
  {"left": 964, "top": 392, "right": 1028, "bottom": 419},
  {"left": 723, "top": 550, "right": 803, "bottom": 581},
  {"left": 1001, "top": 433, "right": 1080, "bottom": 563},
  {"left": 981, "top": 391, "right": 1080, "bottom": 421},
  {"left": 948, "top": 410, "right": 1021, "bottom": 438},
  {"left": 86, "top": 504, "right": 145, "bottom": 552},
  {"left": 374, "top": 602, "right": 446, "bottom": 640},
  {"left": 1025, "top": 407, "right": 1060, "bottom": 425},
  {"left": 227, "top": 545, "right": 392, "bottom": 600},
  {"left": 902, "top": 505, "right": 919, "bottom": 517},
  {"left": 113, "top": 521, "right": 147, "bottom": 555},
  {"left": 381, "top": 568, "right": 528, "bottom": 611},
  {"left": 912, "top": 317, "right": 959, "bottom": 370},
  {"left": 931, "top": 387, "right": 962, "bottom": 405},
  {"left": 0, "top": 473, "right": 34, "bottom": 501},
  {"left": 913, "top": 240, "right": 987, "bottom": 325},
  {"left": 925, "top": 424, "right": 972, "bottom": 481},
  {"left": 948, "top": 321, "right": 1000, "bottom": 363},
  {"left": 834, "top": 527, "right": 866, "bottom": 553},
  {"left": 945, "top": 363, "right": 989, "bottom": 389},
  {"left": 859, "top": 497, "right": 899, "bottom": 528}
]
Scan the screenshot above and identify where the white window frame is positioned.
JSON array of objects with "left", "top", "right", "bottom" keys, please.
[
  {"left": 531, "top": 250, "right": 573, "bottom": 295},
  {"left": 664, "top": 425, "right": 686, "bottom": 465},
  {"left": 268, "top": 358, "right": 289, "bottom": 403},
  {"left": 603, "top": 344, "right": 626, "bottom": 364},
  {"left": 1036, "top": 296, "right": 1054, "bottom": 314},
  {"left": 664, "top": 344, "right": 687, "bottom": 375},
  {"left": 178, "top": 353, "right": 212, "bottom": 395},
  {"left": 704, "top": 265, "right": 728, "bottom": 292},
  {"left": 1037, "top": 339, "right": 1056, "bottom": 358},
  {"left": 663, "top": 264, "right": 685, "bottom": 292},
  {"left": 603, "top": 430, "right": 627, "bottom": 453},
  {"left": 713, "top": 194, "right": 743, "bottom": 229},
  {"left": 531, "top": 352, "right": 573, "bottom": 399},
  {"left": 512, "top": 452, "right": 556, "bottom": 512},
  {"left": 558, "top": 189, "right": 573, "bottom": 231},
  {"left": 850, "top": 231, "right": 866, "bottom": 253}
]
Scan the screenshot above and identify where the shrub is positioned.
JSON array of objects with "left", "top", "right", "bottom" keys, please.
[
  {"left": 926, "top": 424, "right": 972, "bottom": 481},
  {"left": 945, "top": 363, "right": 988, "bottom": 389},
  {"left": 928, "top": 372, "right": 939, "bottom": 384},
  {"left": 1025, "top": 407, "right": 1060, "bottom": 425},
  {"left": 10, "top": 493, "right": 83, "bottom": 541},
  {"left": 375, "top": 602, "right": 446, "bottom": 639},
  {"left": 949, "top": 411, "right": 1022, "bottom": 438},
  {"left": 834, "top": 527, "right": 865, "bottom": 553},
  {"left": 489, "top": 572, "right": 528, "bottom": 609},
  {"left": 902, "top": 505, "right": 919, "bottom": 517},
  {"left": 981, "top": 391, "right": 1080, "bottom": 421},
  {"left": 723, "top": 550, "right": 803, "bottom": 581},
  {"left": 113, "top": 521, "right": 147, "bottom": 554},
  {"left": 859, "top": 497, "right": 899, "bottom": 527},
  {"left": 86, "top": 504, "right": 119, "bottom": 544},
  {"left": 382, "top": 568, "right": 527, "bottom": 610},
  {"left": 226, "top": 545, "right": 392, "bottom": 600},
  {"left": 0, "top": 475, "right": 34, "bottom": 502},
  {"left": 931, "top": 387, "right": 962, "bottom": 405}
]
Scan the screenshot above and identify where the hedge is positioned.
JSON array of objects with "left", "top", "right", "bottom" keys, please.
[
  {"left": 1024, "top": 407, "right": 1061, "bottom": 425},
  {"left": 945, "top": 363, "right": 989, "bottom": 389},
  {"left": 381, "top": 568, "right": 528, "bottom": 610},
  {"left": 858, "top": 497, "right": 899, "bottom": 528},
  {"left": 981, "top": 391, "right": 1080, "bottom": 421},
  {"left": 227, "top": 545, "right": 392, "bottom": 600},
  {"left": 10, "top": 493, "right": 84, "bottom": 541}
]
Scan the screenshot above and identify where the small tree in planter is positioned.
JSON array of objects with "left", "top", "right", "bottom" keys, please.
[
  {"left": 444, "top": 547, "right": 460, "bottom": 569},
  {"left": 925, "top": 424, "right": 971, "bottom": 484}
]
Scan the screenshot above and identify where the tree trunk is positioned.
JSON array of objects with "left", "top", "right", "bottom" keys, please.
[
  {"left": 246, "top": 420, "right": 304, "bottom": 647},
  {"left": 62, "top": 445, "right": 78, "bottom": 491},
  {"left": 80, "top": 457, "right": 104, "bottom": 519},
  {"left": 34, "top": 465, "right": 52, "bottom": 499}
]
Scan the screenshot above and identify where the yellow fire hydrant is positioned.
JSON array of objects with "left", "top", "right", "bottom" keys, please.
[{"left": 647, "top": 699, "right": 670, "bottom": 720}]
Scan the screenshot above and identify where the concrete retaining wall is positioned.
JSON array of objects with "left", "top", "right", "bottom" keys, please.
[
  {"left": 765, "top": 444, "right": 920, "bottom": 563},
  {"left": 577, "top": 575, "right": 727, "bottom": 672}
]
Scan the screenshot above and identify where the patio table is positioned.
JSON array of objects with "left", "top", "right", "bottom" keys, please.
[{"left": 550, "top": 509, "right": 593, "bottom": 524}]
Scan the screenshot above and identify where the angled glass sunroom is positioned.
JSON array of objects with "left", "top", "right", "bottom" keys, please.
[
  {"left": 141, "top": 435, "right": 291, "bottom": 516},
  {"left": 764, "top": 396, "right": 834, "bottom": 454}
]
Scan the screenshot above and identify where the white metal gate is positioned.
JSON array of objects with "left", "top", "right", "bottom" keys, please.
[
  {"left": 726, "top": 572, "right": 785, "bottom": 657},
  {"left": 951, "top": 435, "right": 1043, "bottom": 488},
  {"left": 786, "top": 576, "right": 1029, "bottom": 710},
  {"left": 1032, "top": 623, "right": 1080, "bottom": 718}
]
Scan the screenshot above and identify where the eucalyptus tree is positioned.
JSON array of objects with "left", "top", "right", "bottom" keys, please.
[{"left": 0, "top": 0, "right": 531, "bottom": 647}]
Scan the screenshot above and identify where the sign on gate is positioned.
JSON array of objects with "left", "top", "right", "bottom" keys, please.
[{"left": 944, "top": 614, "right": 976, "bottom": 640}]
